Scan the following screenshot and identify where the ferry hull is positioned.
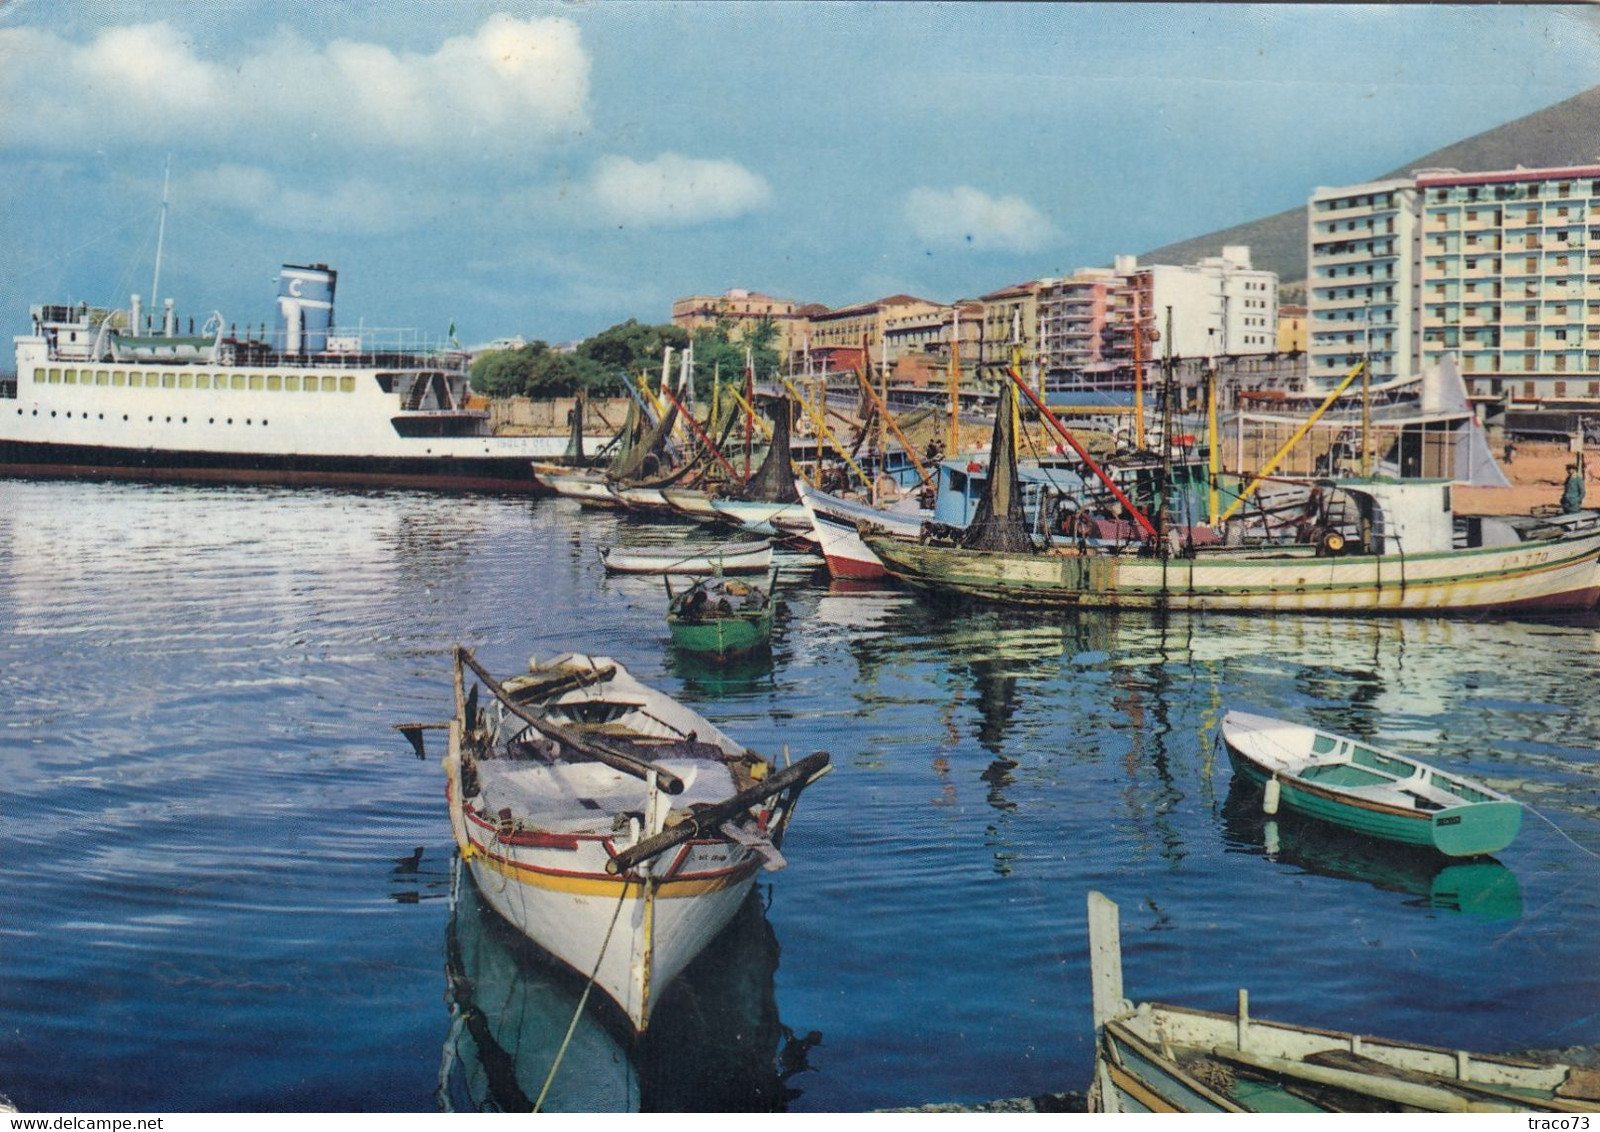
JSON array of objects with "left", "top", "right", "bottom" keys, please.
[
  {"left": 865, "top": 533, "right": 1600, "bottom": 614},
  {"left": 0, "top": 439, "right": 547, "bottom": 493}
]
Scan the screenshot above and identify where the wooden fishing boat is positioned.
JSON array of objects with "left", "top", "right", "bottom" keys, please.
[
  {"left": 421, "top": 648, "right": 829, "bottom": 1033},
  {"left": 660, "top": 487, "right": 724, "bottom": 521},
  {"left": 609, "top": 484, "right": 676, "bottom": 513},
  {"left": 532, "top": 465, "right": 625, "bottom": 508},
  {"left": 796, "top": 479, "right": 927, "bottom": 579},
  {"left": 708, "top": 498, "right": 810, "bottom": 536},
  {"left": 439, "top": 867, "right": 785, "bottom": 1113},
  {"left": 1086, "top": 891, "right": 1600, "bottom": 1113},
  {"left": 1220, "top": 710, "right": 1521, "bottom": 857},
  {"left": 599, "top": 539, "right": 773, "bottom": 576},
  {"left": 666, "top": 573, "right": 776, "bottom": 657},
  {"left": 868, "top": 369, "right": 1600, "bottom": 614}
]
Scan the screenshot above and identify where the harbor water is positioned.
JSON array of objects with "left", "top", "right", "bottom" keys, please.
[{"left": 1, "top": 479, "right": 1598, "bottom": 1111}]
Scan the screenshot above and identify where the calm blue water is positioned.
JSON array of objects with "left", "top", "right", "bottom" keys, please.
[{"left": 1, "top": 478, "right": 1597, "bottom": 1112}]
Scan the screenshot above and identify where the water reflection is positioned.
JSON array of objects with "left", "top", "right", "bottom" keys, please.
[
  {"left": 1220, "top": 779, "right": 1524, "bottom": 921},
  {"left": 438, "top": 870, "right": 808, "bottom": 1112}
]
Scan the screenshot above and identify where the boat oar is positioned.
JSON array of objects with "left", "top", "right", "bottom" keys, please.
[
  {"left": 605, "top": 750, "right": 831, "bottom": 874},
  {"left": 457, "top": 649, "right": 687, "bottom": 795}
]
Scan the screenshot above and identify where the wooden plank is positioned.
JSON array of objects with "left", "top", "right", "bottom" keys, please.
[{"left": 1087, "top": 891, "right": 1125, "bottom": 1028}]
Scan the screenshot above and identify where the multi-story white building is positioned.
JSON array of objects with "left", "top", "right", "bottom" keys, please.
[
  {"left": 1131, "top": 246, "right": 1278, "bottom": 361},
  {"left": 1306, "top": 178, "right": 1420, "bottom": 387},
  {"left": 1309, "top": 164, "right": 1600, "bottom": 402},
  {"left": 1417, "top": 165, "right": 1600, "bottom": 402},
  {"left": 1040, "top": 248, "right": 1278, "bottom": 390}
]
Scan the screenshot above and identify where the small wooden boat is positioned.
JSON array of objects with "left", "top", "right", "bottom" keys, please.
[
  {"left": 666, "top": 573, "right": 776, "bottom": 657},
  {"left": 532, "top": 466, "right": 624, "bottom": 508},
  {"left": 419, "top": 648, "right": 829, "bottom": 1033},
  {"left": 599, "top": 539, "right": 774, "bottom": 576},
  {"left": 1220, "top": 710, "right": 1521, "bottom": 857},
  {"left": 610, "top": 484, "right": 676, "bottom": 514},
  {"left": 660, "top": 487, "right": 724, "bottom": 521},
  {"left": 709, "top": 498, "right": 810, "bottom": 536},
  {"left": 439, "top": 867, "right": 786, "bottom": 1113},
  {"left": 1086, "top": 891, "right": 1600, "bottom": 1113}
]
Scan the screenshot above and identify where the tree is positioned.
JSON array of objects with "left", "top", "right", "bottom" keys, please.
[{"left": 469, "top": 342, "right": 610, "bottom": 398}]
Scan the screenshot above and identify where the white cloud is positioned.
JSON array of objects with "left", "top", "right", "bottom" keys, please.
[
  {"left": 588, "top": 154, "right": 772, "bottom": 228},
  {"left": 186, "top": 164, "right": 440, "bottom": 236},
  {"left": 0, "top": 14, "right": 589, "bottom": 156},
  {"left": 904, "top": 185, "right": 1057, "bottom": 253}
]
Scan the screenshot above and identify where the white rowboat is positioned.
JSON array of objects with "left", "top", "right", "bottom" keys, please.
[
  {"left": 435, "top": 648, "right": 829, "bottom": 1032},
  {"left": 599, "top": 540, "right": 774, "bottom": 575}
]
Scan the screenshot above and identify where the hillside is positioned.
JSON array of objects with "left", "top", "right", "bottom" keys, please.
[{"left": 1139, "top": 83, "right": 1600, "bottom": 287}]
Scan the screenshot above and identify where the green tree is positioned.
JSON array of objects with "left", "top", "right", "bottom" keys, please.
[{"left": 470, "top": 342, "right": 612, "bottom": 398}]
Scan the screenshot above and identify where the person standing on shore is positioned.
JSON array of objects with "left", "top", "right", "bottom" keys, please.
[{"left": 1561, "top": 464, "right": 1586, "bottom": 513}]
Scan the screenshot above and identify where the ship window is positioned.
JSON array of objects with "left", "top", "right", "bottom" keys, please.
[
  {"left": 248, "top": 375, "right": 264, "bottom": 391},
  {"left": 321, "top": 376, "right": 337, "bottom": 392},
  {"left": 179, "top": 373, "right": 193, "bottom": 389},
  {"left": 194, "top": 374, "right": 209, "bottom": 389},
  {"left": 128, "top": 372, "right": 143, "bottom": 387},
  {"left": 231, "top": 375, "right": 247, "bottom": 391},
  {"left": 267, "top": 374, "right": 282, "bottom": 392},
  {"left": 112, "top": 371, "right": 126, "bottom": 387},
  {"left": 63, "top": 369, "right": 76, "bottom": 385},
  {"left": 339, "top": 375, "right": 355, "bottom": 393},
  {"left": 285, "top": 375, "right": 300, "bottom": 391},
  {"left": 47, "top": 369, "right": 60, "bottom": 383},
  {"left": 162, "top": 373, "right": 175, "bottom": 389},
  {"left": 304, "top": 378, "right": 320, "bottom": 393}
]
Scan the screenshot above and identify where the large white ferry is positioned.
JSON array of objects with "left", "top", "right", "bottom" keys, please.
[{"left": 3, "top": 264, "right": 573, "bottom": 491}]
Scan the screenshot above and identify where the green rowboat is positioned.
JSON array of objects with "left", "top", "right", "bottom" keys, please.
[
  {"left": 1221, "top": 710, "right": 1520, "bottom": 857},
  {"left": 666, "top": 575, "right": 775, "bottom": 658}
]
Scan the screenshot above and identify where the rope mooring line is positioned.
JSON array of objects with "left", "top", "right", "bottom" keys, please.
[{"left": 533, "top": 883, "right": 633, "bottom": 1112}]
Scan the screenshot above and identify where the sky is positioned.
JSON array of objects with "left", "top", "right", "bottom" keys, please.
[{"left": 2, "top": 2, "right": 1600, "bottom": 352}]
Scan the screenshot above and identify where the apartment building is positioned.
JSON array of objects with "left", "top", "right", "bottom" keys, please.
[
  {"left": 1308, "top": 164, "right": 1600, "bottom": 402},
  {"left": 1037, "top": 271, "right": 1115, "bottom": 379},
  {"left": 670, "top": 289, "right": 817, "bottom": 356},
  {"left": 1306, "top": 178, "right": 1420, "bottom": 387},
  {"left": 805, "top": 294, "right": 946, "bottom": 361},
  {"left": 1416, "top": 165, "right": 1600, "bottom": 402},
  {"left": 1277, "top": 304, "right": 1308, "bottom": 354}
]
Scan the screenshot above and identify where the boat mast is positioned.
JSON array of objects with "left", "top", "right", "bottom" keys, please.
[
  {"left": 1132, "top": 289, "right": 1145, "bottom": 448},
  {"left": 1160, "top": 307, "right": 1175, "bottom": 546},
  {"left": 149, "top": 155, "right": 172, "bottom": 330},
  {"left": 948, "top": 308, "right": 961, "bottom": 456},
  {"left": 1360, "top": 303, "right": 1372, "bottom": 478}
]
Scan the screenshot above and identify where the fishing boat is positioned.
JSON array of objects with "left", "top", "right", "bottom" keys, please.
[
  {"left": 1219, "top": 710, "right": 1521, "bottom": 857},
  {"left": 532, "top": 465, "right": 625, "bottom": 507},
  {"left": 708, "top": 498, "right": 811, "bottom": 535},
  {"left": 1086, "top": 891, "right": 1600, "bottom": 1113},
  {"left": 796, "top": 479, "right": 927, "bottom": 579},
  {"left": 599, "top": 539, "right": 773, "bottom": 575},
  {"left": 422, "top": 648, "right": 829, "bottom": 1033},
  {"left": 865, "top": 374, "right": 1600, "bottom": 615},
  {"left": 439, "top": 867, "right": 786, "bottom": 1113},
  {"left": 666, "top": 572, "right": 776, "bottom": 657},
  {"left": 660, "top": 486, "right": 724, "bottom": 521},
  {"left": 7, "top": 264, "right": 591, "bottom": 491}
]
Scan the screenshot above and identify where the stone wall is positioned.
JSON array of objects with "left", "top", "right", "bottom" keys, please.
[{"left": 488, "top": 396, "right": 633, "bottom": 436}]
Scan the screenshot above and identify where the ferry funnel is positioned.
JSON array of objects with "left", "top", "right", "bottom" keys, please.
[{"left": 276, "top": 263, "right": 337, "bottom": 356}]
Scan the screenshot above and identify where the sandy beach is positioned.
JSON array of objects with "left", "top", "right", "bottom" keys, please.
[{"left": 1455, "top": 440, "right": 1596, "bottom": 517}]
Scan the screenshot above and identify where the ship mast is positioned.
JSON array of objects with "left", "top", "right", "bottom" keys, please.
[{"left": 149, "top": 156, "right": 172, "bottom": 328}]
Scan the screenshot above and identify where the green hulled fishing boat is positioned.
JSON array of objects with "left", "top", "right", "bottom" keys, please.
[{"left": 666, "top": 573, "right": 776, "bottom": 658}]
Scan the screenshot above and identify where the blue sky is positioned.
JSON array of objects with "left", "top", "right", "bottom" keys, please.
[{"left": 3, "top": 2, "right": 1599, "bottom": 350}]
